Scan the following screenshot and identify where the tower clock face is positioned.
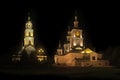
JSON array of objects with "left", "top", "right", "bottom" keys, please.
[
  {"left": 26, "top": 21, "right": 32, "bottom": 28},
  {"left": 28, "top": 25, "right": 31, "bottom": 28},
  {"left": 75, "top": 31, "right": 80, "bottom": 37}
]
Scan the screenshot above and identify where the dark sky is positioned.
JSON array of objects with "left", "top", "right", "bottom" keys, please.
[{"left": 0, "top": 0, "right": 120, "bottom": 56}]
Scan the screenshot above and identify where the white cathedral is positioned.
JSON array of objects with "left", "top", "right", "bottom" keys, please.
[
  {"left": 12, "top": 15, "right": 47, "bottom": 62},
  {"left": 54, "top": 16, "right": 109, "bottom": 67}
]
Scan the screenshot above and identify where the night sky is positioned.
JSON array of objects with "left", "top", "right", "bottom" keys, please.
[{"left": 0, "top": 0, "right": 120, "bottom": 56}]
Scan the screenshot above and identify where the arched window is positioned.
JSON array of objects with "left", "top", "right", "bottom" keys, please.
[
  {"left": 29, "top": 32, "right": 31, "bottom": 36},
  {"left": 29, "top": 40, "right": 31, "bottom": 45}
]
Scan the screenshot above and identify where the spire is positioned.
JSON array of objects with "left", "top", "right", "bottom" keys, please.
[
  {"left": 73, "top": 16, "right": 79, "bottom": 28},
  {"left": 25, "top": 12, "right": 33, "bottom": 29},
  {"left": 74, "top": 10, "right": 78, "bottom": 16},
  {"left": 68, "top": 26, "right": 70, "bottom": 31},
  {"left": 75, "top": 16, "right": 78, "bottom": 21},
  {"left": 73, "top": 10, "right": 79, "bottom": 28},
  {"left": 67, "top": 26, "right": 71, "bottom": 36},
  {"left": 58, "top": 40, "right": 62, "bottom": 49},
  {"left": 28, "top": 12, "right": 30, "bottom": 21}
]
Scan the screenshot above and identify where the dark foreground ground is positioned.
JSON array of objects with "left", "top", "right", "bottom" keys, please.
[{"left": 0, "top": 64, "right": 120, "bottom": 80}]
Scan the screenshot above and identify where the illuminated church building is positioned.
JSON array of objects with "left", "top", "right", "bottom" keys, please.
[
  {"left": 54, "top": 16, "right": 109, "bottom": 67},
  {"left": 23, "top": 16, "right": 36, "bottom": 54},
  {"left": 12, "top": 15, "right": 47, "bottom": 62}
]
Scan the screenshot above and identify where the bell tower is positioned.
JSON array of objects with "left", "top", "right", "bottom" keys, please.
[
  {"left": 57, "top": 41, "right": 63, "bottom": 55},
  {"left": 23, "top": 14, "right": 35, "bottom": 55},
  {"left": 70, "top": 16, "right": 83, "bottom": 51}
]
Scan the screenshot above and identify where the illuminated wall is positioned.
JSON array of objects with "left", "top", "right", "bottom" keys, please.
[
  {"left": 24, "top": 19, "right": 34, "bottom": 46},
  {"left": 70, "top": 29, "right": 83, "bottom": 48},
  {"left": 54, "top": 49, "right": 109, "bottom": 67},
  {"left": 62, "top": 16, "right": 84, "bottom": 53}
]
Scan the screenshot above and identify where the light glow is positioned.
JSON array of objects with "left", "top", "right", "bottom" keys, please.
[
  {"left": 76, "top": 31, "right": 80, "bottom": 37},
  {"left": 37, "top": 56, "right": 47, "bottom": 61},
  {"left": 81, "top": 48, "right": 93, "bottom": 53},
  {"left": 73, "top": 42, "right": 76, "bottom": 46},
  {"left": 75, "top": 47, "right": 82, "bottom": 50},
  {"left": 38, "top": 48, "right": 44, "bottom": 53}
]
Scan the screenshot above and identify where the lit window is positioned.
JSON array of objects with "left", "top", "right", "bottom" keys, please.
[
  {"left": 73, "top": 42, "right": 76, "bottom": 46},
  {"left": 26, "top": 33, "right": 29, "bottom": 36},
  {"left": 31, "top": 33, "right": 33, "bottom": 36}
]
